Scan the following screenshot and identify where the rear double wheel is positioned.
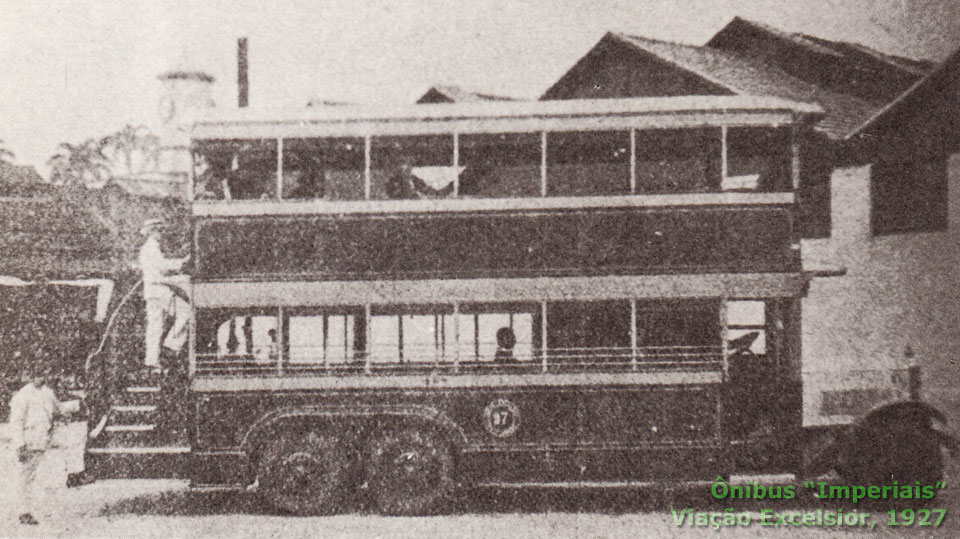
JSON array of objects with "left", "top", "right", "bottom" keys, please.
[
  {"left": 258, "top": 429, "right": 353, "bottom": 515},
  {"left": 367, "top": 425, "right": 455, "bottom": 515}
]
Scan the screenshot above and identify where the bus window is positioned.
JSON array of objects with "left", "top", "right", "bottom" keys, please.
[
  {"left": 195, "top": 309, "right": 280, "bottom": 374},
  {"left": 368, "top": 305, "right": 456, "bottom": 365},
  {"left": 282, "top": 138, "right": 364, "bottom": 200},
  {"left": 547, "top": 300, "right": 631, "bottom": 367},
  {"left": 458, "top": 133, "right": 541, "bottom": 198},
  {"left": 547, "top": 130, "right": 630, "bottom": 196},
  {"left": 287, "top": 311, "right": 360, "bottom": 364},
  {"left": 636, "top": 300, "right": 721, "bottom": 365},
  {"left": 194, "top": 139, "right": 278, "bottom": 200},
  {"left": 457, "top": 303, "right": 539, "bottom": 363},
  {"left": 724, "top": 127, "right": 791, "bottom": 192},
  {"left": 635, "top": 128, "right": 721, "bottom": 194},
  {"left": 370, "top": 136, "right": 456, "bottom": 200},
  {"left": 726, "top": 300, "right": 766, "bottom": 355}
]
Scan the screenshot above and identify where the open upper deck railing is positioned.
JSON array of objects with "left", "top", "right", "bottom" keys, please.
[{"left": 190, "top": 96, "right": 823, "bottom": 214}]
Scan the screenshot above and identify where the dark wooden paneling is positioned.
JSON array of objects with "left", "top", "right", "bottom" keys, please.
[{"left": 194, "top": 206, "right": 798, "bottom": 280}]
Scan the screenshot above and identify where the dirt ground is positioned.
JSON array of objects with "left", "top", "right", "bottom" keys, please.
[{"left": 2, "top": 424, "right": 959, "bottom": 538}]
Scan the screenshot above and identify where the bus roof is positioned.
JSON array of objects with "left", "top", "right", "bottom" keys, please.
[{"left": 192, "top": 95, "right": 824, "bottom": 139}]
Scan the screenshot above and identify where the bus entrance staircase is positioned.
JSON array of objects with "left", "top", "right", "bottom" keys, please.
[
  {"left": 86, "top": 368, "right": 192, "bottom": 479},
  {"left": 83, "top": 280, "right": 193, "bottom": 480}
]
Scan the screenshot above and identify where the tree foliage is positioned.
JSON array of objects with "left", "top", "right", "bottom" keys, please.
[{"left": 0, "top": 139, "right": 14, "bottom": 164}]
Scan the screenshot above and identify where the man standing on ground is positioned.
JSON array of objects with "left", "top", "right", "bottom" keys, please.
[
  {"left": 138, "top": 218, "right": 189, "bottom": 370},
  {"left": 9, "top": 364, "right": 79, "bottom": 526}
]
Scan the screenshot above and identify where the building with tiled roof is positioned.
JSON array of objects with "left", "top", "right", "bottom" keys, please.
[{"left": 417, "top": 84, "right": 519, "bottom": 104}]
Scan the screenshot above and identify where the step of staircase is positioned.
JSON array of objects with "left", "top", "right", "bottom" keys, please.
[{"left": 117, "top": 386, "right": 162, "bottom": 405}]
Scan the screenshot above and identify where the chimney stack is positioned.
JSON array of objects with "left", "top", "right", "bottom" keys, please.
[{"left": 238, "top": 37, "right": 249, "bottom": 108}]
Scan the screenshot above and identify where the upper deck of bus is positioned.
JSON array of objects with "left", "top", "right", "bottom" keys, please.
[{"left": 189, "top": 95, "right": 823, "bottom": 218}]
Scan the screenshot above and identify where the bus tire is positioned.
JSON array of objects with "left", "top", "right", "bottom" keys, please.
[
  {"left": 367, "top": 425, "right": 455, "bottom": 515},
  {"left": 841, "top": 423, "right": 943, "bottom": 488},
  {"left": 257, "top": 429, "right": 351, "bottom": 515}
]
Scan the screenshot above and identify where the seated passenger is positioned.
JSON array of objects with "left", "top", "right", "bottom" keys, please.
[
  {"left": 193, "top": 154, "right": 231, "bottom": 200},
  {"left": 494, "top": 327, "right": 518, "bottom": 363}
]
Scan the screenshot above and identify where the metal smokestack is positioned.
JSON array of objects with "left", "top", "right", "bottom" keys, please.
[{"left": 238, "top": 37, "right": 249, "bottom": 108}]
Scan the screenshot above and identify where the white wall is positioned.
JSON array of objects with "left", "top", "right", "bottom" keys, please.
[{"left": 801, "top": 154, "right": 960, "bottom": 425}]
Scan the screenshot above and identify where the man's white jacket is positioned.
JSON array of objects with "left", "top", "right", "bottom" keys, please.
[{"left": 9, "top": 383, "right": 78, "bottom": 451}]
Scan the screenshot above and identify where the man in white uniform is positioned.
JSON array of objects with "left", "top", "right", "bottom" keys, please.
[
  {"left": 138, "top": 219, "right": 189, "bottom": 369},
  {"left": 9, "top": 366, "right": 79, "bottom": 526}
]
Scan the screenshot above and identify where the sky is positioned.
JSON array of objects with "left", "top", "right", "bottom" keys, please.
[{"left": 2, "top": 0, "right": 959, "bottom": 175}]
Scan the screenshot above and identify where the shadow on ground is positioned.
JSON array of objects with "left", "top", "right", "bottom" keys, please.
[{"left": 96, "top": 482, "right": 910, "bottom": 518}]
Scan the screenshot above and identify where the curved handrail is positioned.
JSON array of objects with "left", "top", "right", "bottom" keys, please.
[{"left": 83, "top": 278, "right": 143, "bottom": 374}]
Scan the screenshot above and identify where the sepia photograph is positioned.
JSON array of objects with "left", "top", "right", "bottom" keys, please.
[{"left": 1, "top": 0, "right": 959, "bottom": 536}]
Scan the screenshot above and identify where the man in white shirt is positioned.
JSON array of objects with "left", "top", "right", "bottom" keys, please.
[
  {"left": 9, "top": 366, "right": 79, "bottom": 526},
  {"left": 138, "top": 219, "right": 189, "bottom": 369}
]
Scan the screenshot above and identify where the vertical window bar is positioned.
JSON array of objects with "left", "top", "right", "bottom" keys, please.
[
  {"left": 277, "top": 307, "right": 284, "bottom": 376},
  {"left": 435, "top": 314, "right": 441, "bottom": 366},
  {"left": 187, "top": 291, "right": 197, "bottom": 377},
  {"left": 541, "top": 301, "right": 548, "bottom": 373},
  {"left": 474, "top": 314, "right": 480, "bottom": 362},
  {"left": 629, "top": 128, "right": 637, "bottom": 194},
  {"left": 276, "top": 138, "right": 284, "bottom": 200},
  {"left": 452, "top": 132, "right": 459, "bottom": 198},
  {"left": 188, "top": 144, "right": 196, "bottom": 203},
  {"left": 364, "top": 134, "right": 372, "bottom": 200},
  {"left": 720, "top": 126, "right": 728, "bottom": 183},
  {"left": 720, "top": 299, "right": 729, "bottom": 382},
  {"left": 453, "top": 302, "right": 460, "bottom": 373},
  {"left": 322, "top": 314, "right": 329, "bottom": 369},
  {"left": 397, "top": 314, "right": 404, "bottom": 364},
  {"left": 791, "top": 125, "right": 800, "bottom": 190},
  {"left": 364, "top": 304, "right": 372, "bottom": 374},
  {"left": 630, "top": 299, "right": 638, "bottom": 371},
  {"left": 540, "top": 131, "right": 548, "bottom": 197}
]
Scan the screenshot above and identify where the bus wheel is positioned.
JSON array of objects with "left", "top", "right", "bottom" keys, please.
[
  {"left": 258, "top": 429, "right": 350, "bottom": 515},
  {"left": 842, "top": 425, "right": 943, "bottom": 487},
  {"left": 367, "top": 426, "right": 454, "bottom": 515}
]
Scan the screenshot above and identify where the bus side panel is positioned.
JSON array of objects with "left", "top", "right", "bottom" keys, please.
[{"left": 192, "top": 381, "right": 722, "bottom": 484}]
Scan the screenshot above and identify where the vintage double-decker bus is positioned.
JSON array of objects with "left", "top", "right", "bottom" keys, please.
[{"left": 82, "top": 95, "right": 953, "bottom": 515}]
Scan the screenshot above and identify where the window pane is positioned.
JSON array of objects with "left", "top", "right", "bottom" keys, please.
[
  {"left": 725, "top": 127, "right": 791, "bottom": 192},
  {"left": 282, "top": 138, "right": 364, "bottom": 200},
  {"left": 547, "top": 130, "right": 630, "bottom": 196},
  {"left": 370, "top": 135, "right": 456, "bottom": 200},
  {"left": 476, "top": 313, "right": 511, "bottom": 361},
  {"left": 288, "top": 315, "right": 323, "bottom": 363},
  {"left": 459, "top": 133, "right": 541, "bottom": 198},
  {"left": 548, "top": 300, "right": 631, "bottom": 361},
  {"left": 457, "top": 313, "right": 477, "bottom": 361},
  {"left": 512, "top": 313, "right": 534, "bottom": 362},
  {"left": 727, "top": 301, "right": 765, "bottom": 326},
  {"left": 325, "top": 315, "right": 354, "bottom": 364},
  {"left": 635, "top": 128, "right": 721, "bottom": 193},
  {"left": 194, "top": 139, "right": 277, "bottom": 200},
  {"left": 402, "top": 314, "right": 444, "bottom": 363},
  {"left": 215, "top": 315, "right": 277, "bottom": 361},
  {"left": 370, "top": 315, "right": 400, "bottom": 363},
  {"left": 637, "top": 300, "right": 720, "bottom": 349}
]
